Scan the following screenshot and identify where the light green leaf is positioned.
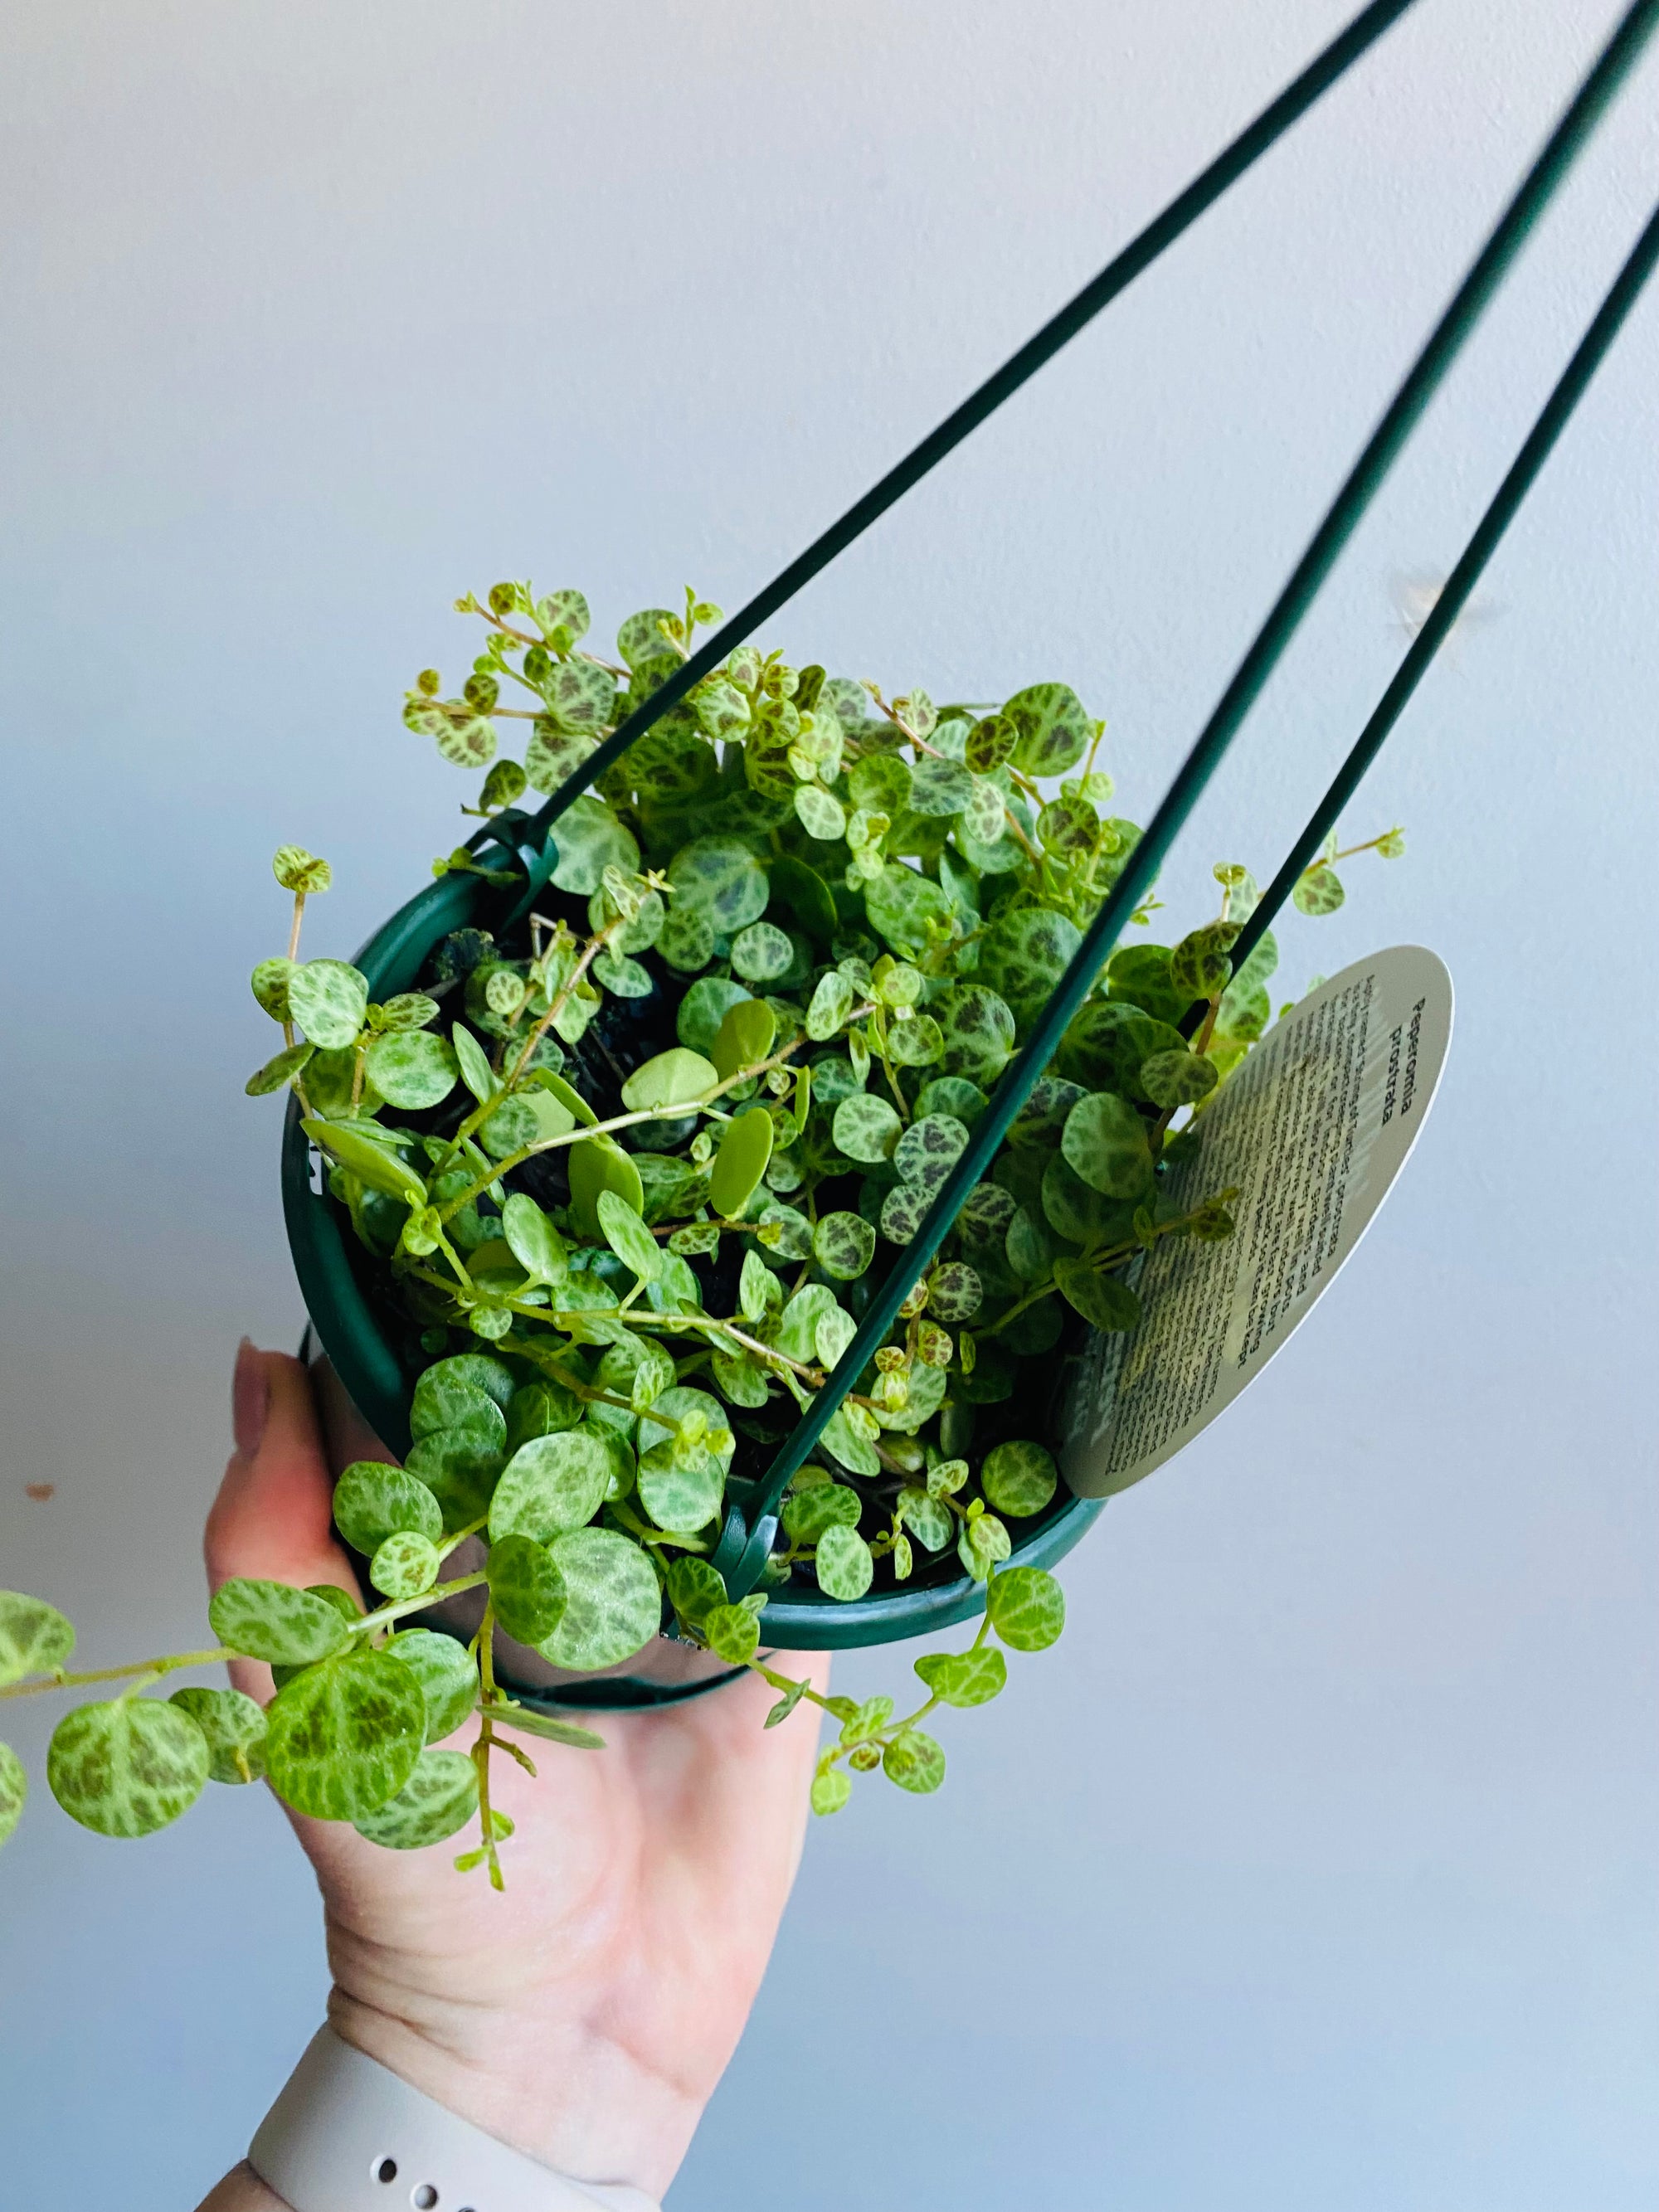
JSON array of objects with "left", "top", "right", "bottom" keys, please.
[
  {"left": 168, "top": 1687, "right": 267, "bottom": 1784},
  {"left": 333, "top": 1461, "right": 442, "bottom": 1555},
  {"left": 1061, "top": 1091, "right": 1154, "bottom": 1199},
  {"left": 815, "top": 1523, "right": 874, "bottom": 1601},
  {"left": 0, "top": 1592, "right": 75, "bottom": 1685},
  {"left": 550, "top": 796, "right": 640, "bottom": 893},
  {"left": 668, "top": 836, "right": 770, "bottom": 932},
  {"left": 730, "top": 921, "right": 794, "bottom": 982},
  {"left": 1294, "top": 865, "right": 1345, "bottom": 916},
  {"left": 363, "top": 1032, "right": 458, "bottom": 1111},
  {"left": 353, "top": 1748, "right": 479, "bottom": 1850},
  {"left": 1003, "top": 681, "right": 1091, "bottom": 778},
  {"left": 542, "top": 1528, "right": 663, "bottom": 1670},
  {"left": 369, "top": 1531, "right": 440, "bottom": 1600},
  {"left": 246, "top": 1041, "right": 315, "bottom": 1096},
  {"left": 781, "top": 1483, "right": 862, "bottom": 1544},
  {"left": 208, "top": 1578, "right": 353, "bottom": 1666},
  {"left": 709, "top": 1107, "right": 774, "bottom": 1217},
  {"left": 896, "top": 1487, "right": 953, "bottom": 1551},
  {"left": 813, "top": 1210, "right": 877, "bottom": 1281},
  {"left": 1138, "top": 1048, "right": 1219, "bottom": 1110},
  {"left": 384, "top": 1628, "right": 478, "bottom": 1743},
  {"left": 567, "top": 1135, "right": 645, "bottom": 1241},
  {"left": 489, "top": 1431, "right": 614, "bottom": 1543},
  {"left": 834, "top": 1091, "right": 900, "bottom": 1164},
  {"left": 413, "top": 1353, "right": 515, "bottom": 1427},
  {"left": 264, "top": 1649, "right": 426, "bottom": 1821},
  {"left": 807, "top": 971, "right": 860, "bottom": 1046},
  {"left": 596, "top": 1190, "right": 664, "bottom": 1282},
  {"left": 47, "top": 1699, "right": 210, "bottom": 1837},
  {"left": 451, "top": 1023, "right": 497, "bottom": 1105},
  {"left": 288, "top": 959, "right": 369, "bottom": 1051},
  {"left": 486, "top": 1701, "right": 606, "bottom": 1750},
  {"left": 712, "top": 996, "right": 777, "bottom": 1080},
  {"left": 811, "top": 1768, "right": 853, "bottom": 1815},
  {"left": 703, "top": 1602, "right": 761, "bottom": 1664},
  {"left": 864, "top": 863, "right": 951, "bottom": 955},
  {"left": 958, "top": 1510, "right": 1011, "bottom": 1581},
  {"left": 486, "top": 1533, "right": 567, "bottom": 1645},
  {"left": 986, "top": 1564, "right": 1067, "bottom": 1650},
  {"left": 1053, "top": 1256, "right": 1142, "bottom": 1331},
  {"left": 794, "top": 785, "right": 846, "bottom": 841},
  {"left": 915, "top": 1645, "right": 1007, "bottom": 1706},
  {"left": 820, "top": 1405, "right": 882, "bottom": 1477},
  {"left": 637, "top": 1456, "right": 725, "bottom": 1535},
  {"left": 501, "top": 1192, "right": 568, "bottom": 1285},
  {"left": 303, "top": 1119, "right": 426, "bottom": 1203},
  {"left": 882, "top": 1727, "right": 946, "bottom": 1793},
  {"left": 621, "top": 1047, "right": 718, "bottom": 1113},
  {"left": 980, "top": 1440, "right": 1058, "bottom": 1518}
]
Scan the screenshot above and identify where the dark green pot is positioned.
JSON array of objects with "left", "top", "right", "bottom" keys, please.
[{"left": 281, "top": 860, "right": 1104, "bottom": 1690}]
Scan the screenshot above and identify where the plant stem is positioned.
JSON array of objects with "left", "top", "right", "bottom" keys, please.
[{"left": 0, "top": 1647, "right": 240, "bottom": 1703}]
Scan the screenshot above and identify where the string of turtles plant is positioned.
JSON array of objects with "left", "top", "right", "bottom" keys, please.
[{"left": 0, "top": 582, "right": 1401, "bottom": 1884}]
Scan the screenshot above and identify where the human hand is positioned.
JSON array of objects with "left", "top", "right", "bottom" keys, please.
[{"left": 202, "top": 1341, "right": 828, "bottom": 2205}]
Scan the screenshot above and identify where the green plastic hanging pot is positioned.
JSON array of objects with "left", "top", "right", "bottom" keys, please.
[{"left": 281, "top": 834, "right": 1104, "bottom": 1702}]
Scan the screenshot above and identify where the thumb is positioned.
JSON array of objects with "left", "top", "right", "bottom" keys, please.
[{"left": 205, "top": 1340, "right": 359, "bottom": 1698}]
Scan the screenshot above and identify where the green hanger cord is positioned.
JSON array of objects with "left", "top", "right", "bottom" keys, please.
[
  {"left": 518, "top": 0, "right": 1426, "bottom": 852},
  {"left": 731, "top": 0, "right": 1659, "bottom": 1557}
]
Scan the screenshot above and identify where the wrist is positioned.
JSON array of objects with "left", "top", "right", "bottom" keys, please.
[{"left": 325, "top": 1988, "right": 703, "bottom": 2203}]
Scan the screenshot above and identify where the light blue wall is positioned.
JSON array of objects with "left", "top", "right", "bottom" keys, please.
[{"left": 2, "top": 3, "right": 1656, "bottom": 2205}]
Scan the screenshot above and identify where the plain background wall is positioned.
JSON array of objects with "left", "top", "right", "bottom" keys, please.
[{"left": 2, "top": 3, "right": 1656, "bottom": 2205}]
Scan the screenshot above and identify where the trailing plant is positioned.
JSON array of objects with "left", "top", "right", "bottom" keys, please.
[{"left": 1, "top": 582, "right": 1401, "bottom": 1883}]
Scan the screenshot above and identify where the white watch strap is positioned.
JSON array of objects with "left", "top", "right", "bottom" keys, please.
[{"left": 249, "top": 2025, "right": 660, "bottom": 2212}]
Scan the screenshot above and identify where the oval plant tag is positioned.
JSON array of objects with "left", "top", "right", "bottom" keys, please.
[{"left": 1059, "top": 946, "right": 1452, "bottom": 1498}]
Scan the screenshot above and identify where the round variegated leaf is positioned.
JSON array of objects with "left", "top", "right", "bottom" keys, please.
[
  {"left": 781, "top": 1482, "right": 863, "bottom": 1544},
  {"left": 363, "top": 1031, "right": 458, "bottom": 1110},
  {"left": 542, "top": 1529, "right": 663, "bottom": 1670},
  {"left": 927, "top": 1262, "right": 981, "bottom": 1320},
  {"left": 1003, "top": 682, "right": 1091, "bottom": 778},
  {"left": 814, "top": 1210, "right": 876, "bottom": 1280},
  {"left": 208, "top": 1578, "right": 353, "bottom": 1666},
  {"left": 986, "top": 1565, "right": 1066, "bottom": 1650},
  {"left": 913, "top": 1646, "right": 1006, "bottom": 1708},
  {"left": 637, "top": 1455, "right": 725, "bottom": 1535},
  {"left": 882, "top": 1727, "right": 946, "bottom": 1793},
  {"left": 893, "top": 1111, "right": 969, "bottom": 1192},
  {"left": 0, "top": 1592, "right": 75, "bottom": 1685},
  {"left": 976, "top": 907, "right": 1083, "bottom": 1038},
  {"left": 333, "top": 1461, "right": 441, "bottom": 1556},
  {"left": 794, "top": 785, "right": 846, "bottom": 841},
  {"left": 815, "top": 1523, "right": 874, "bottom": 1602},
  {"left": 369, "top": 1531, "right": 440, "bottom": 1600},
  {"left": 264, "top": 1648, "right": 426, "bottom": 1821},
  {"left": 864, "top": 863, "right": 951, "bottom": 954},
  {"left": 550, "top": 796, "right": 640, "bottom": 894},
  {"left": 669, "top": 836, "right": 769, "bottom": 931},
  {"left": 288, "top": 959, "right": 369, "bottom": 1051},
  {"left": 657, "top": 901, "right": 716, "bottom": 973},
  {"left": 489, "top": 1430, "right": 613, "bottom": 1544},
  {"left": 1062, "top": 1091, "right": 1154, "bottom": 1199},
  {"left": 879, "top": 1180, "right": 933, "bottom": 1246},
  {"left": 353, "top": 1748, "right": 479, "bottom": 1850},
  {"left": 385, "top": 1628, "right": 478, "bottom": 1743},
  {"left": 168, "top": 1687, "right": 267, "bottom": 1785},
  {"left": 47, "top": 1699, "right": 210, "bottom": 1837},
  {"left": 487, "top": 1533, "right": 567, "bottom": 1645},
  {"left": 833, "top": 1091, "right": 901, "bottom": 1164},
  {"left": 935, "top": 984, "right": 1016, "bottom": 1087},
  {"left": 980, "top": 1439, "right": 1058, "bottom": 1518}
]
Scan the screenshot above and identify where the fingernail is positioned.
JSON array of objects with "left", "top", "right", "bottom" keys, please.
[{"left": 233, "top": 1338, "right": 270, "bottom": 1458}]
